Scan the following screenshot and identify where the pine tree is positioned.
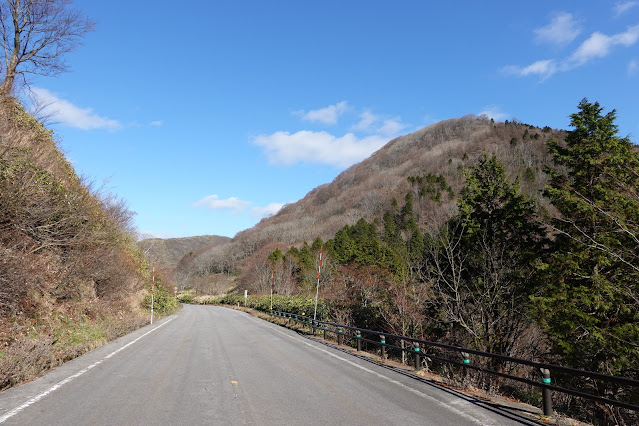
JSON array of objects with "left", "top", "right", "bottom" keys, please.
[
  {"left": 536, "top": 99, "right": 639, "bottom": 374},
  {"left": 428, "top": 152, "right": 546, "bottom": 355}
]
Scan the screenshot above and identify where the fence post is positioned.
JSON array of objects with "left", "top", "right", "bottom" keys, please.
[
  {"left": 461, "top": 352, "right": 470, "bottom": 381},
  {"left": 540, "top": 368, "right": 553, "bottom": 417},
  {"left": 414, "top": 343, "right": 421, "bottom": 370},
  {"left": 356, "top": 332, "right": 362, "bottom": 352},
  {"left": 324, "top": 326, "right": 328, "bottom": 340},
  {"left": 380, "top": 335, "right": 386, "bottom": 360},
  {"left": 338, "top": 329, "right": 343, "bottom": 346}
]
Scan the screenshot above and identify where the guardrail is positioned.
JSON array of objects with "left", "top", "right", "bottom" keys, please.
[{"left": 269, "top": 310, "right": 639, "bottom": 417}]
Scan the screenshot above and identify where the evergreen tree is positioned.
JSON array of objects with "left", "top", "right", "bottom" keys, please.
[
  {"left": 536, "top": 99, "right": 639, "bottom": 374},
  {"left": 428, "top": 153, "right": 546, "bottom": 356},
  {"left": 267, "top": 248, "right": 284, "bottom": 264}
]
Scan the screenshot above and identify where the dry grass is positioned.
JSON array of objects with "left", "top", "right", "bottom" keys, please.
[{"left": 0, "top": 97, "right": 162, "bottom": 390}]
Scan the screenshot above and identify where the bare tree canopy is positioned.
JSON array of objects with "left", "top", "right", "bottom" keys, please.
[{"left": 0, "top": 0, "right": 94, "bottom": 95}]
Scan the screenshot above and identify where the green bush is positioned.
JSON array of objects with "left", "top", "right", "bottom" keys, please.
[
  {"left": 177, "top": 293, "right": 194, "bottom": 304},
  {"left": 213, "top": 294, "right": 329, "bottom": 320},
  {"left": 143, "top": 285, "right": 179, "bottom": 315}
]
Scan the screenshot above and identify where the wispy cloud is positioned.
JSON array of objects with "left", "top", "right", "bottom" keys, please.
[
  {"left": 193, "top": 195, "right": 250, "bottom": 214},
  {"left": 251, "top": 203, "right": 286, "bottom": 218},
  {"left": 567, "top": 25, "right": 639, "bottom": 67},
  {"left": 193, "top": 195, "right": 286, "bottom": 219},
  {"left": 150, "top": 120, "right": 163, "bottom": 127},
  {"left": 629, "top": 59, "right": 639, "bottom": 75},
  {"left": 378, "top": 117, "right": 406, "bottom": 137},
  {"left": 296, "top": 101, "right": 349, "bottom": 125},
  {"left": 352, "top": 110, "right": 378, "bottom": 132},
  {"left": 504, "top": 24, "right": 639, "bottom": 80},
  {"left": 30, "top": 87, "right": 121, "bottom": 130},
  {"left": 351, "top": 110, "right": 407, "bottom": 137},
  {"left": 534, "top": 12, "right": 582, "bottom": 46},
  {"left": 478, "top": 105, "right": 509, "bottom": 121},
  {"left": 614, "top": 1, "right": 639, "bottom": 17},
  {"left": 502, "top": 59, "right": 558, "bottom": 79}
]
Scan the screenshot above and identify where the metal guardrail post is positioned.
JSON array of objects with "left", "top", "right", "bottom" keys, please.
[
  {"left": 338, "top": 329, "right": 343, "bottom": 346},
  {"left": 323, "top": 326, "right": 328, "bottom": 340},
  {"left": 356, "top": 332, "right": 362, "bottom": 351},
  {"left": 461, "top": 352, "right": 470, "bottom": 380},
  {"left": 380, "top": 335, "right": 386, "bottom": 360},
  {"left": 540, "top": 368, "right": 553, "bottom": 416},
  {"left": 414, "top": 343, "right": 421, "bottom": 370}
]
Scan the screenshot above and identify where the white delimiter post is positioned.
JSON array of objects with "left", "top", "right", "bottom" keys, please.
[
  {"left": 313, "top": 246, "right": 322, "bottom": 320},
  {"left": 150, "top": 262, "right": 155, "bottom": 324}
]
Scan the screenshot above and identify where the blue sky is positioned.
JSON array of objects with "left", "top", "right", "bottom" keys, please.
[{"left": 24, "top": 1, "right": 639, "bottom": 239}]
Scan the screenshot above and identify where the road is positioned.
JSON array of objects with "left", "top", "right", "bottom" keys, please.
[{"left": 0, "top": 305, "right": 542, "bottom": 425}]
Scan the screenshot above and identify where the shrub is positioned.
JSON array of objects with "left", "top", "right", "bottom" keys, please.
[
  {"left": 213, "top": 294, "right": 329, "bottom": 319},
  {"left": 143, "top": 285, "right": 179, "bottom": 316}
]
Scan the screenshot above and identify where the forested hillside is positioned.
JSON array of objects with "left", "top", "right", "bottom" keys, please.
[
  {"left": 182, "top": 101, "right": 639, "bottom": 424},
  {"left": 0, "top": 98, "right": 173, "bottom": 390},
  {"left": 180, "top": 115, "right": 564, "bottom": 287}
]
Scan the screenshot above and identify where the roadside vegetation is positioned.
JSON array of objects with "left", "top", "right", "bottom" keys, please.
[{"left": 0, "top": 98, "right": 179, "bottom": 391}]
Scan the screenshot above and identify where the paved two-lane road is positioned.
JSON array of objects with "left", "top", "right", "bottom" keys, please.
[{"left": 0, "top": 305, "right": 541, "bottom": 425}]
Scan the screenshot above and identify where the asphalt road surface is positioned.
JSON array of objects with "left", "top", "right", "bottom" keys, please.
[{"left": 0, "top": 305, "right": 543, "bottom": 425}]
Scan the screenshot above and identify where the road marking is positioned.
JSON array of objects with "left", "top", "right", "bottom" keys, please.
[
  {"left": 257, "top": 319, "right": 497, "bottom": 426},
  {"left": 0, "top": 317, "right": 176, "bottom": 424}
]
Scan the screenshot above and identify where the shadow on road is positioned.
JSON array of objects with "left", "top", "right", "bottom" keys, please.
[{"left": 295, "top": 330, "right": 545, "bottom": 426}]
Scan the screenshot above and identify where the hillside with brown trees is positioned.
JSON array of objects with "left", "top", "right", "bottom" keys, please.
[
  {"left": 0, "top": 98, "right": 174, "bottom": 390},
  {"left": 138, "top": 235, "right": 230, "bottom": 279},
  {"left": 177, "top": 115, "right": 564, "bottom": 288}
]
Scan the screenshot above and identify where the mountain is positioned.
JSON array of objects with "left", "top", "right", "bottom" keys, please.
[
  {"left": 138, "top": 235, "right": 230, "bottom": 279},
  {"left": 177, "top": 116, "right": 565, "bottom": 287}
]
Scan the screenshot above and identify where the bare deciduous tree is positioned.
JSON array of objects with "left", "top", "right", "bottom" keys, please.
[{"left": 0, "top": 0, "right": 94, "bottom": 95}]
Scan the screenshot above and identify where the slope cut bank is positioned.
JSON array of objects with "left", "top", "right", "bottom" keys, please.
[{"left": 0, "top": 98, "right": 176, "bottom": 391}]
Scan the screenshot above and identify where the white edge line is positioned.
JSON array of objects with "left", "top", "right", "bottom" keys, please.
[
  {"left": 0, "top": 317, "right": 176, "bottom": 424},
  {"left": 256, "top": 318, "right": 495, "bottom": 426}
]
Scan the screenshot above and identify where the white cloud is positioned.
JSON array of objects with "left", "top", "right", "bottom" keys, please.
[
  {"left": 350, "top": 110, "right": 407, "bottom": 137},
  {"left": 567, "top": 25, "right": 639, "bottom": 67},
  {"left": 253, "top": 130, "right": 389, "bottom": 168},
  {"left": 478, "top": 105, "right": 509, "bottom": 121},
  {"left": 258, "top": 104, "right": 407, "bottom": 168},
  {"left": 615, "top": 1, "right": 639, "bottom": 17},
  {"left": 378, "top": 117, "right": 406, "bottom": 137},
  {"left": 505, "top": 25, "right": 639, "bottom": 80},
  {"left": 193, "top": 195, "right": 250, "bottom": 214},
  {"left": 251, "top": 203, "right": 286, "bottom": 218},
  {"left": 150, "top": 120, "right": 163, "bottom": 127},
  {"left": 502, "top": 59, "right": 558, "bottom": 79},
  {"left": 629, "top": 59, "right": 639, "bottom": 75},
  {"left": 534, "top": 12, "right": 581, "bottom": 46},
  {"left": 30, "top": 87, "right": 121, "bottom": 130},
  {"left": 351, "top": 110, "right": 378, "bottom": 132},
  {"left": 297, "top": 101, "right": 349, "bottom": 125}
]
